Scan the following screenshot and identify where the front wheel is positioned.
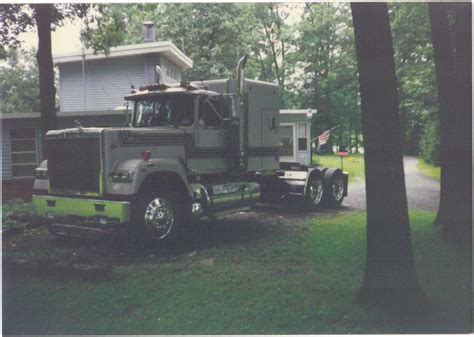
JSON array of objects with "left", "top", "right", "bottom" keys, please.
[{"left": 130, "top": 191, "right": 184, "bottom": 245}]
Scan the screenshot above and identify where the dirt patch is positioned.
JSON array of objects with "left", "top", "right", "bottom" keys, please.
[{"left": 2, "top": 203, "right": 343, "bottom": 278}]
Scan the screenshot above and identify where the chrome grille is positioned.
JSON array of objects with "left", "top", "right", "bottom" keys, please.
[{"left": 47, "top": 137, "right": 101, "bottom": 193}]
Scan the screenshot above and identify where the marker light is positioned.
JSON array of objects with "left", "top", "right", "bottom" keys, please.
[{"left": 142, "top": 150, "right": 151, "bottom": 161}]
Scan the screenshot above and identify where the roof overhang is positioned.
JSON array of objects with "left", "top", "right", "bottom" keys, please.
[
  {"left": 280, "top": 109, "right": 316, "bottom": 119},
  {"left": 53, "top": 41, "right": 193, "bottom": 70}
]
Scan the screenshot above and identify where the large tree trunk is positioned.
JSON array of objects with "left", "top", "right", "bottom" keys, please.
[
  {"left": 429, "top": 3, "right": 472, "bottom": 245},
  {"left": 35, "top": 4, "right": 57, "bottom": 158},
  {"left": 351, "top": 3, "right": 423, "bottom": 306}
]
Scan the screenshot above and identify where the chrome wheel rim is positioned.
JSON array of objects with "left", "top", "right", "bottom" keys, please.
[
  {"left": 144, "top": 198, "right": 174, "bottom": 239},
  {"left": 332, "top": 176, "right": 344, "bottom": 201},
  {"left": 309, "top": 177, "right": 323, "bottom": 205}
]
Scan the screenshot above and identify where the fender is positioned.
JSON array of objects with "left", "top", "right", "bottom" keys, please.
[{"left": 106, "top": 158, "right": 190, "bottom": 197}]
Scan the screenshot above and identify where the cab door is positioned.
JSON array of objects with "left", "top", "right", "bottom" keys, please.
[{"left": 195, "top": 96, "right": 228, "bottom": 172}]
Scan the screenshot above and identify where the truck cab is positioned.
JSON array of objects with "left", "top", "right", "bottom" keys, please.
[{"left": 32, "top": 58, "right": 348, "bottom": 243}]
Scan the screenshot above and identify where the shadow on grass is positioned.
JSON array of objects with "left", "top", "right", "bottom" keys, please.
[{"left": 3, "top": 208, "right": 290, "bottom": 280}]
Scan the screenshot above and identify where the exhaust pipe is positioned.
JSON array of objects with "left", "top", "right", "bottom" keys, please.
[
  {"left": 236, "top": 55, "right": 248, "bottom": 171},
  {"left": 236, "top": 55, "right": 248, "bottom": 95}
]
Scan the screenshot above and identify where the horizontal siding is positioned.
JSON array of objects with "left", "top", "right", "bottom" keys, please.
[
  {"left": 59, "top": 56, "right": 146, "bottom": 113},
  {"left": 36, "top": 128, "right": 43, "bottom": 163},
  {"left": 2, "top": 127, "right": 12, "bottom": 178},
  {"left": 161, "top": 55, "right": 182, "bottom": 83},
  {"left": 296, "top": 151, "right": 311, "bottom": 166},
  {"left": 1, "top": 126, "right": 42, "bottom": 179}
]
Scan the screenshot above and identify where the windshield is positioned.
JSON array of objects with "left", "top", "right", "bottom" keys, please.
[{"left": 132, "top": 95, "right": 194, "bottom": 127}]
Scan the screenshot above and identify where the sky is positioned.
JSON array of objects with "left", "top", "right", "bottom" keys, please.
[
  {"left": 19, "top": 19, "right": 83, "bottom": 55},
  {"left": 17, "top": 3, "right": 305, "bottom": 56}
]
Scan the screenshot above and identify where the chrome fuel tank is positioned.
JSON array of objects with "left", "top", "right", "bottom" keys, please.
[{"left": 198, "top": 182, "right": 260, "bottom": 215}]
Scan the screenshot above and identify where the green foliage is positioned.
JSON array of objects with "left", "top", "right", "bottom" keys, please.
[
  {"left": 82, "top": 3, "right": 298, "bottom": 108},
  {"left": 1, "top": 198, "right": 35, "bottom": 229},
  {"left": 0, "top": 48, "right": 40, "bottom": 113},
  {"left": 420, "top": 117, "right": 440, "bottom": 166},
  {"left": 0, "top": 4, "right": 97, "bottom": 48},
  {"left": 293, "top": 4, "right": 361, "bottom": 150},
  {"left": 390, "top": 3, "right": 439, "bottom": 160},
  {"left": 3, "top": 211, "right": 470, "bottom": 333}
]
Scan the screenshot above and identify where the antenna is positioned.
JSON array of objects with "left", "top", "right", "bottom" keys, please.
[{"left": 80, "top": 19, "right": 87, "bottom": 112}]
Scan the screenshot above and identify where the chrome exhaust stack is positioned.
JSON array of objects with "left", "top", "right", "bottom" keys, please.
[{"left": 236, "top": 55, "right": 248, "bottom": 171}]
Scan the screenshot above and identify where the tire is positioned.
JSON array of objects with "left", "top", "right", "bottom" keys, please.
[
  {"left": 130, "top": 189, "right": 185, "bottom": 245},
  {"left": 323, "top": 168, "right": 345, "bottom": 208},
  {"left": 305, "top": 173, "right": 324, "bottom": 211}
]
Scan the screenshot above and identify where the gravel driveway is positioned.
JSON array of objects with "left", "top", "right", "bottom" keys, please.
[
  {"left": 345, "top": 156, "right": 440, "bottom": 212},
  {"left": 225, "top": 156, "right": 440, "bottom": 227}
]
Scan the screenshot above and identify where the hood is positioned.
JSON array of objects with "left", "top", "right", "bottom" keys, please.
[{"left": 46, "top": 127, "right": 106, "bottom": 139}]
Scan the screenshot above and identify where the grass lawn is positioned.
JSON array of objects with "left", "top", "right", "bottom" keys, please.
[
  {"left": 313, "top": 153, "right": 365, "bottom": 182},
  {"left": 3, "top": 210, "right": 470, "bottom": 334},
  {"left": 417, "top": 158, "right": 441, "bottom": 181}
]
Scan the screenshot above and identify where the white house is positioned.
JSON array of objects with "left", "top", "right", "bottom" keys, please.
[
  {"left": 279, "top": 109, "right": 316, "bottom": 166},
  {"left": 54, "top": 40, "right": 192, "bottom": 114}
]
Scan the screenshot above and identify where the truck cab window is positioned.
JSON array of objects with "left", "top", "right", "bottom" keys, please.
[
  {"left": 199, "top": 96, "right": 224, "bottom": 128},
  {"left": 133, "top": 95, "right": 194, "bottom": 127}
]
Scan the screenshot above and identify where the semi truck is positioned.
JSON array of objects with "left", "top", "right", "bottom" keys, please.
[{"left": 32, "top": 56, "right": 348, "bottom": 243}]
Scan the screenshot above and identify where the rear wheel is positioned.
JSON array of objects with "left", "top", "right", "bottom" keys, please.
[
  {"left": 323, "top": 169, "right": 345, "bottom": 207},
  {"left": 305, "top": 174, "right": 324, "bottom": 210}
]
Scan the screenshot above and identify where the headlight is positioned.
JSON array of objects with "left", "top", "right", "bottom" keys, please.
[
  {"left": 34, "top": 168, "right": 48, "bottom": 180},
  {"left": 110, "top": 170, "right": 133, "bottom": 183}
]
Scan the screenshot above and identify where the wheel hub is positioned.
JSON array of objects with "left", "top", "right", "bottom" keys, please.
[
  {"left": 309, "top": 178, "right": 323, "bottom": 205},
  {"left": 144, "top": 198, "right": 174, "bottom": 239}
]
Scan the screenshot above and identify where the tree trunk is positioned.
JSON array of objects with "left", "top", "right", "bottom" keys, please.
[
  {"left": 35, "top": 4, "right": 57, "bottom": 158},
  {"left": 429, "top": 3, "right": 471, "bottom": 245},
  {"left": 351, "top": 3, "right": 424, "bottom": 306}
]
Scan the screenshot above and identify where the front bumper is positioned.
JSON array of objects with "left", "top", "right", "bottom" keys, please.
[{"left": 32, "top": 195, "right": 130, "bottom": 225}]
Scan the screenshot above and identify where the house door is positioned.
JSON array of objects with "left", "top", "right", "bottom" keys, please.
[{"left": 279, "top": 124, "right": 295, "bottom": 162}]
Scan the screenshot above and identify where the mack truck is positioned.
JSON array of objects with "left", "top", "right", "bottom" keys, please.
[{"left": 32, "top": 56, "right": 348, "bottom": 243}]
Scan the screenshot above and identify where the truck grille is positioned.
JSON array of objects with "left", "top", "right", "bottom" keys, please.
[{"left": 47, "top": 138, "right": 101, "bottom": 193}]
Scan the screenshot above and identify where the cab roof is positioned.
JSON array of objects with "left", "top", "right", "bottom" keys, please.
[{"left": 124, "top": 82, "right": 221, "bottom": 100}]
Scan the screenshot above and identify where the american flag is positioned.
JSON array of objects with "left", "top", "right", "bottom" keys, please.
[{"left": 317, "top": 127, "right": 336, "bottom": 145}]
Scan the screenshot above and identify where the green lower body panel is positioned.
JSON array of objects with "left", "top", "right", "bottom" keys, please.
[{"left": 32, "top": 195, "right": 130, "bottom": 224}]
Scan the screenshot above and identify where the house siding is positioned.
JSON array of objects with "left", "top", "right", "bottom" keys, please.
[
  {"left": 2, "top": 126, "right": 12, "bottom": 179},
  {"left": 161, "top": 55, "right": 182, "bottom": 84},
  {"left": 296, "top": 151, "right": 311, "bottom": 166},
  {"left": 58, "top": 55, "right": 148, "bottom": 113}
]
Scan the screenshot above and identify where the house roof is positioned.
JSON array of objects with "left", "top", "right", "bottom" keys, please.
[
  {"left": 53, "top": 41, "right": 193, "bottom": 70},
  {"left": 0, "top": 112, "right": 41, "bottom": 119},
  {"left": 280, "top": 109, "right": 316, "bottom": 115}
]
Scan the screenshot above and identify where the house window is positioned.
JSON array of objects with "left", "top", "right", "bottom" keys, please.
[
  {"left": 166, "top": 64, "right": 179, "bottom": 80},
  {"left": 297, "top": 123, "right": 308, "bottom": 151},
  {"left": 279, "top": 125, "right": 294, "bottom": 157},
  {"left": 10, "top": 128, "right": 38, "bottom": 177}
]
